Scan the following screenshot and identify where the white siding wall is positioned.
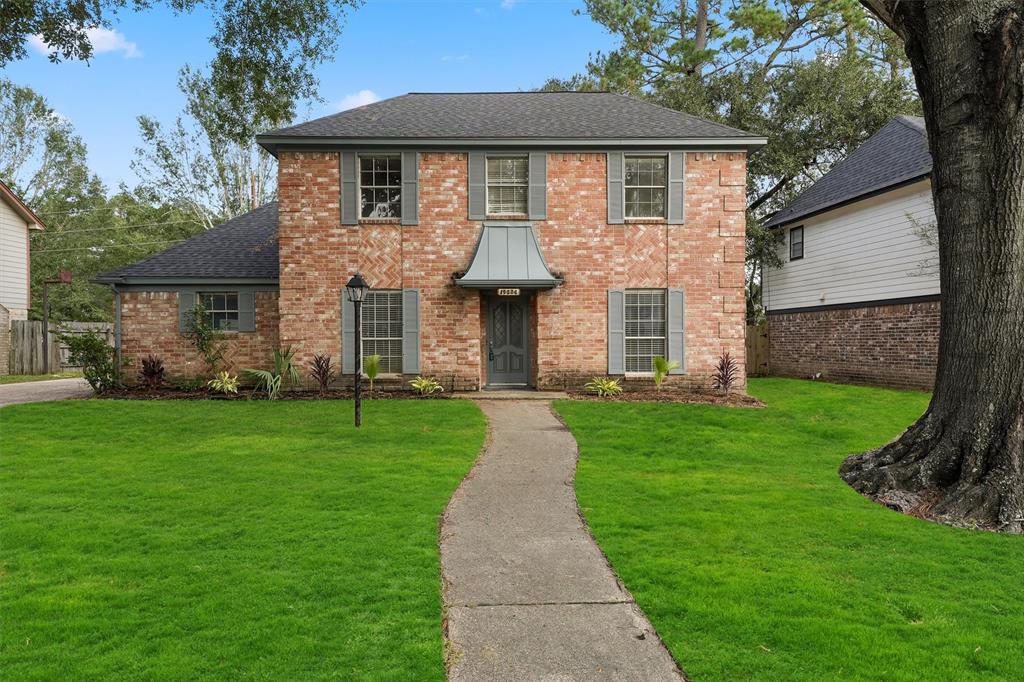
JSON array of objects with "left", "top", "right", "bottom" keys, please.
[
  {"left": 0, "top": 198, "right": 31, "bottom": 319},
  {"left": 764, "top": 180, "right": 940, "bottom": 311}
]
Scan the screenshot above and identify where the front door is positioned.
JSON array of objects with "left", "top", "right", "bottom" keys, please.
[{"left": 487, "top": 297, "right": 529, "bottom": 385}]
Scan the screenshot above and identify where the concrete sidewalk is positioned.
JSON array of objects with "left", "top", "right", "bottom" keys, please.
[
  {"left": 440, "top": 400, "right": 684, "bottom": 681},
  {"left": 0, "top": 377, "right": 92, "bottom": 407}
]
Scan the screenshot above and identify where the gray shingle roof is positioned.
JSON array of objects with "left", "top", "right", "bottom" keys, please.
[
  {"left": 95, "top": 203, "right": 279, "bottom": 281},
  {"left": 765, "top": 116, "right": 931, "bottom": 228},
  {"left": 258, "top": 92, "right": 761, "bottom": 143}
]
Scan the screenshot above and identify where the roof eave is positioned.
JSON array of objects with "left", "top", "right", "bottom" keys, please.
[
  {"left": 257, "top": 135, "right": 769, "bottom": 157},
  {"left": 764, "top": 172, "right": 932, "bottom": 229},
  {"left": 93, "top": 275, "right": 280, "bottom": 286}
]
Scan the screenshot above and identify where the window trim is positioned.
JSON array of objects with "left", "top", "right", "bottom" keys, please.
[
  {"left": 198, "top": 291, "right": 240, "bottom": 332},
  {"left": 357, "top": 153, "right": 403, "bottom": 220},
  {"left": 789, "top": 226, "right": 805, "bottom": 260},
  {"left": 623, "top": 153, "right": 669, "bottom": 219},
  {"left": 485, "top": 154, "right": 530, "bottom": 216},
  {"left": 623, "top": 288, "right": 668, "bottom": 376},
  {"left": 360, "top": 289, "right": 404, "bottom": 376}
]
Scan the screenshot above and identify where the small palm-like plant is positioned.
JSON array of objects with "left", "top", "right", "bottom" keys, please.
[
  {"left": 308, "top": 354, "right": 336, "bottom": 396},
  {"left": 652, "top": 356, "right": 680, "bottom": 392},
  {"left": 245, "top": 369, "right": 283, "bottom": 400},
  {"left": 273, "top": 346, "right": 302, "bottom": 389},
  {"left": 139, "top": 354, "right": 166, "bottom": 389},
  {"left": 207, "top": 371, "right": 239, "bottom": 395},
  {"left": 712, "top": 352, "right": 739, "bottom": 394},
  {"left": 363, "top": 354, "right": 382, "bottom": 394},
  {"left": 409, "top": 375, "right": 444, "bottom": 395},
  {"left": 584, "top": 376, "right": 623, "bottom": 397}
]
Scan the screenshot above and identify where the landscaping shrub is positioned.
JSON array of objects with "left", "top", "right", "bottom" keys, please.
[
  {"left": 207, "top": 371, "right": 239, "bottom": 395},
  {"left": 244, "top": 346, "right": 301, "bottom": 400},
  {"left": 139, "top": 354, "right": 166, "bottom": 389},
  {"left": 363, "top": 354, "right": 382, "bottom": 394},
  {"left": 308, "top": 354, "right": 336, "bottom": 396},
  {"left": 652, "top": 356, "right": 680, "bottom": 391},
  {"left": 184, "top": 302, "right": 225, "bottom": 371},
  {"left": 712, "top": 352, "right": 739, "bottom": 394},
  {"left": 584, "top": 376, "right": 623, "bottom": 397},
  {"left": 62, "top": 331, "right": 118, "bottom": 392},
  {"left": 409, "top": 376, "right": 444, "bottom": 395}
]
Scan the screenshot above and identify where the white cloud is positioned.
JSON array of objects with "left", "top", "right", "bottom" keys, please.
[
  {"left": 28, "top": 26, "right": 141, "bottom": 58},
  {"left": 332, "top": 89, "right": 381, "bottom": 111},
  {"left": 500, "top": 0, "right": 519, "bottom": 9},
  {"left": 441, "top": 54, "right": 469, "bottom": 62}
]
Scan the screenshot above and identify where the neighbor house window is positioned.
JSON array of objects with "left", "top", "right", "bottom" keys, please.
[
  {"left": 624, "top": 289, "right": 666, "bottom": 373},
  {"left": 486, "top": 156, "right": 528, "bottom": 214},
  {"left": 360, "top": 155, "right": 402, "bottom": 218},
  {"left": 199, "top": 292, "right": 239, "bottom": 331},
  {"left": 790, "top": 226, "right": 804, "bottom": 260},
  {"left": 624, "top": 155, "right": 667, "bottom": 218},
  {"left": 361, "top": 290, "right": 403, "bottom": 374}
]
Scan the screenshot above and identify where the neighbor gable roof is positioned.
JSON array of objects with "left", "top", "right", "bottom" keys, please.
[
  {"left": 765, "top": 116, "right": 931, "bottom": 229},
  {"left": 94, "top": 203, "right": 279, "bottom": 283},
  {"left": 258, "top": 92, "right": 766, "bottom": 154},
  {"left": 0, "top": 180, "right": 45, "bottom": 230}
]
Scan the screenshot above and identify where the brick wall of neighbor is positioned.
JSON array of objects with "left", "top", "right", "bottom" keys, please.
[
  {"left": 768, "top": 299, "right": 940, "bottom": 389},
  {"left": 119, "top": 291, "right": 280, "bottom": 378},
  {"left": 276, "top": 150, "right": 748, "bottom": 391}
]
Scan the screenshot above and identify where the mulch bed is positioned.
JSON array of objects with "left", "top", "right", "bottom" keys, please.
[
  {"left": 97, "top": 386, "right": 450, "bottom": 401},
  {"left": 566, "top": 388, "right": 763, "bottom": 407}
]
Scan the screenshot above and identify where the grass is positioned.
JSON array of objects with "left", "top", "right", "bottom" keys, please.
[
  {"left": 1, "top": 400, "right": 486, "bottom": 680},
  {"left": 0, "top": 370, "right": 81, "bottom": 384},
  {"left": 555, "top": 378, "right": 1024, "bottom": 681}
]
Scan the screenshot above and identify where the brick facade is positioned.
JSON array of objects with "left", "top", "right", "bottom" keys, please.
[
  {"left": 768, "top": 299, "right": 940, "bottom": 389},
  {"left": 273, "top": 150, "right": 747, "bottom": 391},
  {"left": 120, "top": 291, "right": 279, "bottom": 378}
]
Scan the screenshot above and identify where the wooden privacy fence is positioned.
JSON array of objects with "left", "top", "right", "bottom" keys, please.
[
  {"left": 8, "top": 320, "right": 113, "bottom": 375},
  {"left": 746, "top": 323, "right": 769, "bottom": 376}
]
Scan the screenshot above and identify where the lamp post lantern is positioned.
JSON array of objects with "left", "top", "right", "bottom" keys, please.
[{"left": 345, "top": 273, "right": 370, "bottom": 427}]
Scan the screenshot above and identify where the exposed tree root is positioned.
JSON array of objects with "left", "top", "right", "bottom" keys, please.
[{"left": 840, "top": 410, "right": 1024, "bottom": 534}]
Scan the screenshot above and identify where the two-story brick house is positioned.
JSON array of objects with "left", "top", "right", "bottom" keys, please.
[{"left": 96, "top": 92, "right": 764, "bottom": 390}]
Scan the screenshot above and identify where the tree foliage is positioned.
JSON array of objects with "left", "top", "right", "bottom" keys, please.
[{"left": 1, "top": 0, "right": 362, "bottom": 143}]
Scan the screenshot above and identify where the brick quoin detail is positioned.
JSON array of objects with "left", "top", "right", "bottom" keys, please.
[
  {"left": 120, "top": 291, "right": 280, "bottom": 376},
  {"left": 768, "top": 300, "right": 940, "bottom": 390},
  {"left": 274, "top": 150, "right": 747, "bottom": 391}
]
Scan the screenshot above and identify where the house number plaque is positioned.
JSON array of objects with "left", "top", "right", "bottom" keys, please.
[{"left": 497, "top": 288, "right": 520, "bottom": 297}]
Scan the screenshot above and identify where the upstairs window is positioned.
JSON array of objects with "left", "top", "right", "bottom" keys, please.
[
  {"left": 360, "top": 155, "right": 402, "bottom": 218},
  {"left": 199, "top": 292, "right": 239, "bottom": 331},
  {"left": 790, "top": 226, "right": 804, "bottom": 260},
  {"left": 486, "top": 157, "right": 528, "bottom": 214},
  {"left": 624, "top": 155, "right": 667, "bottom": 218},
  {"left": 361, "top": 290, "right": 404, "bottom": 374},
  {"left": 624, "top": 289, "right": 667, "bottom": 373}
]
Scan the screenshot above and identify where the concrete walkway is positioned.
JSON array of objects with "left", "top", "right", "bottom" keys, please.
[
  {"left": 0, "top": 377, "right": 92, "bottom": 407},
  {"left": 440, "top": 400, "right": 685, "bottom": 681}
]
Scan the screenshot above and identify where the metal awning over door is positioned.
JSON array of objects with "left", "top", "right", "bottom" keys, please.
[{"left": 455, "top": 223, "right": 562, "bottom": 290}]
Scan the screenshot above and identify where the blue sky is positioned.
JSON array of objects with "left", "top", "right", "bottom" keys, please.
[{"left": 5, "top": 0, "right": 616, "bottom": 189}]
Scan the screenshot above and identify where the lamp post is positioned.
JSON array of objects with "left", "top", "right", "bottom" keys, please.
[
  {"left": 345, "top": 272, "right": 370, "bottom": 427},
  {"left": 42, "top": 270, "right": 72, "bottom": 374}
]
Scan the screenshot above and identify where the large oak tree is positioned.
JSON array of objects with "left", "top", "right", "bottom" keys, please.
[{"left": 840, "top": 1, "right": 1024, "bottom": 532}]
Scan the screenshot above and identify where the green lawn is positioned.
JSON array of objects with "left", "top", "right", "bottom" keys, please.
[
  {"left": 556, "top": 379, "right": 1024, "bottom": 681},
  {"left": 0, "top": 371, "right": 81, "bottom": 384},
  {"left": 1, "top": 400, "right": 486, "bottom": 680}
]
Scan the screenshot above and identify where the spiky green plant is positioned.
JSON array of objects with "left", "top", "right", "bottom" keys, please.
[
  {"left": 584, "top": 376, "right": 623, "bottom": 397},
  {"left": 207, "top": 371, "right": 239, "bottom": 395},
  {"left": 244, "top": 369, "right": 283, "bottom": 400},
  {"left": 363, "top": 354, "right": 382, "bottom": 394},
  {"left": 652, "top": 356, "right": 681, "bottom": 391},
  {"left": 409, "top": 376, "right": 444, "bottom": 395}
]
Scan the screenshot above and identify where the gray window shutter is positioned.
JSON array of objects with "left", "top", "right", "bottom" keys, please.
[
  {"left": 401, "top": 151, "right": 419, "bottom": 225},
  {"left": 178, "top": 291, "right": 195, "bottom": 333},
  {"left": 237, "top": 291, "right": 256, "bottom": 332},
  {"left": 340, "top": 151, "right": 358, "bottom": 225},
  {"left": 402, "top": 288, "right": 421, "bottom": 374},
  {"left": 667, "top": 288, "right": 686, "bottom": 373},
  {"left": 607, "top": 152, "right": 624, "bottom": 224},
  {"left": 468, "top": 151, "right": 486, "bottom": 220},
  {"left": 341, "top": 292, "right": 356, "bottom": 375},
  {"left": 528, "top": 152, "right": 547, "bottom": 220},
  {"left": 607, "top": 289, "right": 625, "bottom": 374},
  {"left": 668, "top": 151, "right": 685, "bottom": 224}
]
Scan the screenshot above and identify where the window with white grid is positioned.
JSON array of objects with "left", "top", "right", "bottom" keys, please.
[
  {"left": 361, "top": 290, "right": 403, "bottom": 374},
  {"left": 625, "top": 289, "right": 667, "bottom": 373},
  {"left": 624, "top": 155, "right": 668, "bottom": 218},
  {"left": 199, "top": 292, "right": 239, "bottom": 331},
  {"left": 360, "top": 155, "right": 402, "bottom": 218},
  {"left": 486, "top": 156, "right": 528, "bottom": 214}
]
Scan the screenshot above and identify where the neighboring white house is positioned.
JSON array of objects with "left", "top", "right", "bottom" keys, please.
[
  {"left": 0, "top": 180, "right": 45, "bottom": 375},
  {"left": 762, "top": 116, "right": 941, "bottom": 389}
]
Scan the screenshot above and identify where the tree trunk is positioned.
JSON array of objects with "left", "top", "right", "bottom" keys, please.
[{"left": 841, "top": 1, "right": 1024, "bottom": 532}]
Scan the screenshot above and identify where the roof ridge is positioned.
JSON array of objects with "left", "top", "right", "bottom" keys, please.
[{"left": 606, "top": 92, "right": 758, "bottom": 137}]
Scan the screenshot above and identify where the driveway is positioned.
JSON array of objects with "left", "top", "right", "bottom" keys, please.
[
  {"left": 440, "top": 399, "right": 684, "bottom": 680},
  {"left": 0, "top": 378, "right": 93, "bottom": 407}
]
